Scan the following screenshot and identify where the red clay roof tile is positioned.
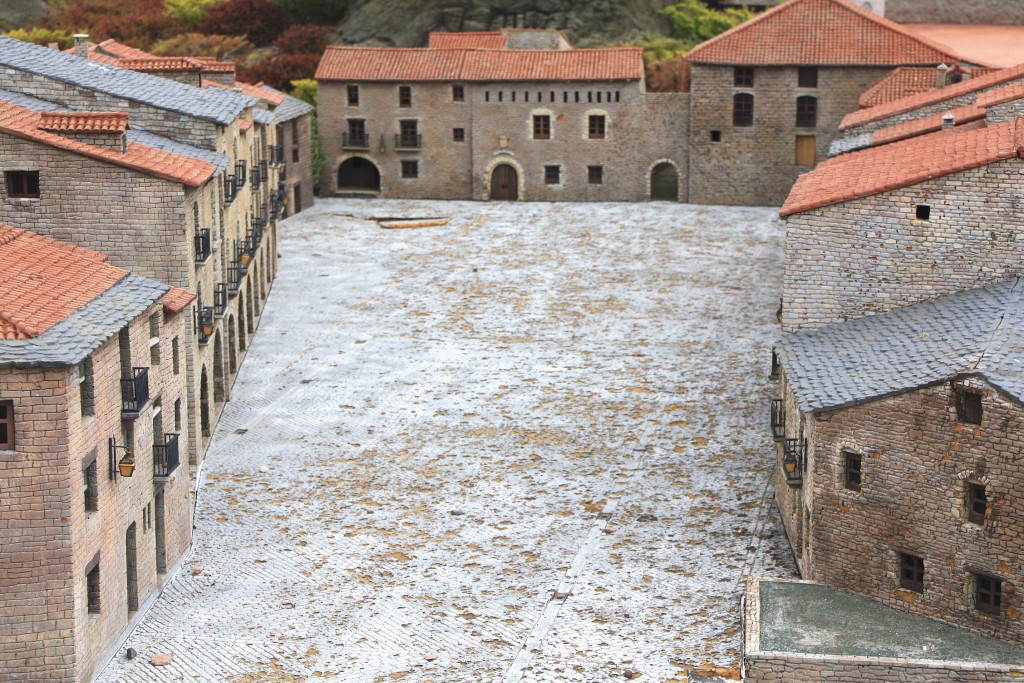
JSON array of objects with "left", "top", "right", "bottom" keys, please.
[
  {"left": 0, "top": 100, "right": 216, "bottom": 187},
  {"left": 38, "top": 111, "right": 129, "bottom": 134},
  {"left": 95, "top": 38, "right": 157, "bottom": 60},
  {"left": 859, "top": 67, "right": 942, "bottom": 108},
  {"left": 977, "top": 80, "right": 1024, "bottom": 108},
  {"left": 0, "top": 224, "right": 126, "bottom": 339},
  {"left": 163, "top": 287, "right": 195, "bottom": 314},
  {"left": 782, "top": 117, "right": 1023, "bottom": 217},
  {"left": 205, "top": 79, "right": 286, "bottom": 106},
  {"left": 429, "top": 32, "right": 508, "bottom": 49},
  {"left": 118, "top": 57, "right": 204, "bottom": 72},
  {"left": 868, "top": 102, "right": 986, "bottom": 146},
  {"left": 686, "top": 0, "right": 960, "bottom": 66}
]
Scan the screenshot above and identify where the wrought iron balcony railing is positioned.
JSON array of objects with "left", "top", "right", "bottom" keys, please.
[
  {"left": 770, "top": 399, "right": 786, "bottom": 441},
  {"left": 194, "top": 228, "right": 211, "bottom": 263},
  {"left": 394, "top": 133, "right": 421, "bottom": 150},
  {"left": 214, "top": 283, "right": 228, "bottom": 316},
  {"left": 343, "top": 132, "right": 370, "bottom": 149},
  {"left": 153, "top": 433, "right": 180, "bottom": 480},
  {"left": 120, "top": 367, "right": 150, "bottom": 417},
  {"left": 782, "top": 437, "right": 806, "bottom": 488}
]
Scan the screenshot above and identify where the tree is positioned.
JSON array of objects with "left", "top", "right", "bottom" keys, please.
[
  {"left": 4, "top": 27, "right": 74, "bottom": 48},
  {"left": 274, "top": 0, "right": 347, "bottom": 24},
  {"left": 660, "top": 0, "right": 754, "bottom": 50},
  {"left": 272, "top": 23, "right": 330, "bottom": 56},
  {"left": 42, "top": 0, "right": 177, "bottom": 48},
  {"left": 289, "top": 78, "right": 317, "bottom": 106},
  {"left": 200, "top": 0, "right": 288, "bottom": 45},
  {"left": 164, "top": 0, "right": 221, "bottom": 27},
  {"left": 150, "top": 32, "right": 254, "bottom": 60},
  {"left": 238, "top": 51, "right": 320, "bottom": 90}
]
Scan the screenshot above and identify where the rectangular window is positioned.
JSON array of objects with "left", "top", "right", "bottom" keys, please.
[
  {"left": 533, "top": 115, "right": 551, "bottom": 140},
  {"left": 588, "top": 115, "right": 606, "bottom": 139},
  {"left": 976, "top": 573, "right": 1003, "bottom": 615},
  {"left": 399, "top": 120, "right": 419, "bottom": 148},
  {"left": 899, "top": 553, "right": 924, "bottom": 592},
  {"left": 401, "top": 160, "right": 419, "bottom": 179},
  {"left": 798, "top": 66, "right": 819, "bottom": 88},
  {"left": 956, "top": 390, "right": 982, "bottom": 424},
  {"left": 5, "top": 170, "right": 40, "bottom": 198},
  {"left": 171, "top": 337, "right": 180, "bottom": 375},
  {"left": 485, "top": 91, "right": 490, "bottom": 102},
  {"left": 844, "top": 450, "right": 862, "bottom": 492},
  {"left": 734, "top": 66, "right": 754, "bottom": 87},
  {"left": 916, "top": 204, "right": 931, "bottom": 220},
  {"left": 453, "top": 127, "right": 465, "bottom": 142},
  {"left": 174, "top": 398, "right": 182, "bottom": 432},
  {"left": 733, "top": 93, "right": 754, "bottom": 127},
  {"left": 87, "top": 563, "right": 101, "bottom": 614},
  {"left": 399, "top": 86, "right": 411, "bottom": 107},
  {"left": 544, "top": 165, "right": 560, "bottom": 185},
  {"left": 796, "top": 96, "right": 817, "bottom": 128},
  {"left": 967, "top": 483, "right": 988, "bottom": 524},
  {"left": 711, "top": 130, "right": 722, "bottom": 142},
  {"left": 795, "top": 135, "right": 816, "bottom": 166},
  {"left": 588, "top": 165, "right": 603, "bottom": 184},
  {"left": 84, "top": 461, "right": 98, "bottom": 512},
  {"left": 78, "top": 358, "right": 94, "bottom": 417},
  {"left": 452, "top": 84, "right": 464, "bottom": 102},
  {"left": 347, "top": 85, "right": 359, "bottom": 106},
  {"left": 0, "top": 400, "right": 13, "bottom": 450},
  {"left": 149, "top": 314, "right": 160, "bottom": 365}
]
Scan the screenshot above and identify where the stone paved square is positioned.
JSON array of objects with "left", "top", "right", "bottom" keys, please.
[{"left": 97, "top": 199, "right": 797, "bottom": 683}]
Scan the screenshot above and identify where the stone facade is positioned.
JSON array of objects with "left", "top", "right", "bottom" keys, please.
[
  {"left": 318, "top": 79, "right": 690, "bottom": 202},
  {"left": 278, "top": 113, "right": 315, "bottom": 214},
  {"left": 0, "top": 302, "right": 192, "bottom": 683},
  {"left": 687, "top": 64, "right": 891, "bottom": 205}
]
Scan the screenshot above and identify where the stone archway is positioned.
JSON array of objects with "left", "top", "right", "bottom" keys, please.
[
  {"left": 199, "top": 365, "right": 211, "bottom": 438},
  {"left": 484, "top": 157, "right": 525, "bottom": 201},
  {"left": 213, "top": 332, "right": 225, "bottom": 403},
  {"left": 237, "top": 294, "right": 247, "bottom": 351},
  {"left": 227, "top": 315, "right": 238, "bottom": 374},
  {"left": 649, "top": 160, "right": 680, "bottom": 201},
  {"left": 337, "top": 156, "right": 381, "bottom": 192}
]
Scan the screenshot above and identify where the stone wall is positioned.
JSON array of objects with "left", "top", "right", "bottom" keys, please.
[
  {"left": 781, "top": 158, "right": 1024, "bottom": 333},
  {"left": 688, "top": 64, "right": 892, "bottom": 206},
  {"left": 279, "top": 113, "right": 315, "bottom": 213}
]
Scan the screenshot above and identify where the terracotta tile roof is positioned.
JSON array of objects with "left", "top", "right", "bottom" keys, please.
[
  {"left": 190, "top": 58, "right": 237, "bottom": 73},
  {"left": 859, "top": 67, "right": 941, "bottom": 108},
  {"left": 205, "top": 79, "right": 286, "bottom": 106},
  {"left": 429, "top": 32, "right": 507, "bottom": 49},
  {"left": 163, "top": 287, "right": 195, "bottom": 314},
  {"left": 841, "top": 62, "right": 1024, "bottom": 129},
  {"left": 238, "top": 118, "right": 252, "bottom": 132},
  {"left": 316, "top": 46, "right": 644, "bottom": 82},
  {"left": 869, "top": 103, "right": 986, "bottom": 146},
  {"left": 0, "top": 99, "right": 217, "bottom": 187},
  {"left": 95, "top": 38, "right": 156, "bottom": 60},
  {"left": 977, "top": 80, "right": 1024, "bottom": 108},
  {"left": 118, "top": 57, "right": 204, "bottom": 72},
  {"left": 0, "top": 224, "right": 125, "bottom": 339},
  {"left": 38, "top": 111, "right": 129, "bottom": 134},
  {"left": 686, "top": 0, "right": 960, "bottom": 66},
  {"left": 781, "top": 117, "right": 1024, "bottom": 216}
]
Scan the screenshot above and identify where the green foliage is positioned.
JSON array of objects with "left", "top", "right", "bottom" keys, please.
[
  {"left": 4, "top": 26, "right": 73, "bottom": 48},
  {"left": 660, "top": 0, "right": 754, "bottom": 50},
  {"left": 633, "top": 34, "right": 690, "bottom": 64},
  {"left": 273, "top": 0, "right": 347, "bottom": 24},
  {"left": 150, "top": 32, "right": 254, "bottom": 59},
  {"left": 164, "top": 0, "right": 220, "bottom": 27},
  {"left": 289, "top": 78, "right": 317, "bottom": 106},
  {"left": 42, "top": 0, "right": 175, "bottom": 48}
]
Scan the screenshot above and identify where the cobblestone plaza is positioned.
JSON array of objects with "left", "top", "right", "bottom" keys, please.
[{"left": 97, "top": 199, "right": 798, "bottom": 683}]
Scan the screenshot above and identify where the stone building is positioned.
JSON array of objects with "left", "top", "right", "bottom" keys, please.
[
  {"left": 315, "top": 32, "right": 690, "bottom": 202},
  {"left": 684, "top": 0, "right": 963, "bottom": 206},
  {"left": 0, "top": 36, "right": 283, "bottom": 463},
  {"left": 0, "top": 225, "right": 194, "bottom": 682}
]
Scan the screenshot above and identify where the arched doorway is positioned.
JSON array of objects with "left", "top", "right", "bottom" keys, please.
[
  {"left": 237, "top": 294, "right": 247, "bottom": 351},
  {"left": 650, "top": 162, "right": 679, "bottom": 201},
  {"left": 490, "top": 163, "right": 519, "bottom": 201},
  {"left": 246, "top": 279, "right": 255, "bottom": 332},
  {"left": 213, "top": 332, "right": 225, "bottom": 403},
  {"left": 337, "top": 157, "right": 380, "bottom": 192},
  {"left": 227, "top": 316, "right": 237, "bottom": 374},
  {"left": 199, "top": 366, "right": 210, "bottom": 438}
]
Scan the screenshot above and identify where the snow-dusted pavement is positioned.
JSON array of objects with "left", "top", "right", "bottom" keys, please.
[{"left": 98, "top": 199, "right": 797, "bottom": 683}]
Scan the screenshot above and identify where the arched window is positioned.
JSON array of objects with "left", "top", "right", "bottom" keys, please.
[
  {"left": 733, "top": 93, "right": 753, "bottom": 127},
  {"left": 796, "top": 96, "right": 817, "bottom": 128}
]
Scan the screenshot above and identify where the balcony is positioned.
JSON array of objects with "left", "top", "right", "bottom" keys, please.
[
  {"left": 770, "top": 399, "right": 785, "bottom": 441},
  {"left": 194, "top": 228, "right": 211, "bottom": 263},
  {"left": 394, "top": 133, "right": 422, "bottom": 150},
  {"left": 214, "top": 283, "right": 228, "bottom": 316},
  {"left": 198, "top": 306, "right": 214, "bottom": 344},
  {"left": 121, "top": 367, "right": 150, "bottom": 418},
  {"left": 343, "top": 132, "right": 369, "bottom": 149},
  {"left": 251, "top": 162, "right": 262, "bottom": 190},
  {"left": 153, "top": 433, "right": 180, "bottom": 480},
  {"left": 270, "top": 144, "right": 284, "bottom": 167},
  {"left": 228, "top": 254, "right": 242, "bottom": 295},
  {"left": 224, "top": 173, "right": 237, "bottom": 204},
  {"left": 259, "top": 159, "right": 269, "bottom": 184},
  {"left": 235, "top": 159, "right": 247, "bottom": 187},
  {"left": 782, "top": 437, "right": 806, "bottom": 488}
]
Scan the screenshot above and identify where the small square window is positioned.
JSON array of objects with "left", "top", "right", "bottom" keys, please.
[
  {"left": 734, "top": 66, "right": 754, "bottom": 87},
  {"left": 533, "top": 115, "right": 551, "bottom": 140},
  {"left": 976, "top": 573, "right": 1003, "bottom": 615},
  {"left": 401, "top": 160, "right": 419, "bottom": 179},
  {"left": 710, "top": 130, "right": 721, "bottom": 142},
  {"left": 5, "top": 170, "right": 40, "bottom": 198},
  {"left": 588, "top": 165, "right": 603, "bottom": 184},
  {"left": 0, "top": 399, "right": 13, "bottom": 450},
  {"left": 956, "top": 390, "right": 982, "bottom": 424},
  {"left": 87, "top": 563, "right": 101, "bottom": 614},
  {"left": 453, "top": 128, "right": 465, "bottom": 142},
  {"left": 544, "top": 165, "right": 560, "bottom": 185},
  {"left": 916, "top": 204, "right": 931, "bottom": 220},
  {"left": 967, "top": 483, "right": 988, "bottom": 524},
  {"left": 844, "top": 450, "right": 862, "bottom": 491},
  {"left": 588, "top": 115, "right": 606, "bottom": 140},
  {"left": 798, "top": 66, "right": 818, "bottom": 88},
  {"left": 84, "top": 461, "right": 98, "bottom": 512},
  {"left": 399, "top": 86, "right": 411, "bottom": 107},
  {"left": 347, "top": 85, "right": 359, "bottom": 106},
  {"left": 899, "top": 553, "right": 924, "bottom": 592},
  {"left": 452, "top": 84, "right": 464, "bottom": 102}
]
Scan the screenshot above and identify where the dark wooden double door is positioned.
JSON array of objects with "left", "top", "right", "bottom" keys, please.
[{"left": 490, "top": 164, "right": 518, "bottom": 200}]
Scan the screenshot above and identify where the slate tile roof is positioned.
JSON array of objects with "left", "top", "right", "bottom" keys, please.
[
  {"left": 841, "top": 62, "right": 1024, "bottom": 129},
  {"left": 261, "top": 87, "right": 313, "bottom": 123},
  {"left": 38, "top": 111, "right": 129, "bottom": 134},
  {"left": 315, "top": 46, "right": 644, "bottom": 82},
  {"left": 779, "top": 278, "right": 1024, "bottom": 413},
  {"left": 429, "top": 32, "right": 508, "bottom": 49},
  {"left": 781, "top": 117, "right": 1024, "bottom": 216},
  {"left": 0, "top": 98, "right": 218, "bottom": 186},
  {"left": 685, "top": 0, "right": 960, "bottom": 66},
  {"left": 0, "top": 36, "right": 254, "bottom": 126}
]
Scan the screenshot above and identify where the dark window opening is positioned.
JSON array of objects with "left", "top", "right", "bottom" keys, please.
[
  {"left": 588, "top": 115, "right": 606, "bottom": 139},
  {"left": 796, "top": 96, "right": 817, "bottom": 128},
  {"left": 401, "top": 160, "right": 419, "bottom": 179},
  {"left": 956, "top": 389, "right": 982, "bottom": 424},
  {"left": 511, "top": 91, "right": 516, "bottom": 102},
  {"left": 347, "top": 85, "right": 359, "bottom": 106},
  {"left": 900, "top": 553, "right": 924, "bottom": 592},
  {"left": 916, "top": 204, "right": 931, "bottom": 220},
  {"left": 544, "top": 165, "right": 560, "bottom": 185},
  {"left": 452, "top": 84, "right": 464, "bottom": 102},
  {"left": 0, "top": 400, "right": 13, "bottom": 450},
  {"left": 588, "top": 165, "right": 603, "bottom": 184},
  {"left": 798, "top": 66, "right": 818, "bottom": 88},
  {"left": 87, "top": 563, "right": 101, "bottom": 614},
  {"left": 498, "top": 91, "right": 503, "bottom": 102},
  {"left": 84, "top": 460, "right": 98, "bottom": 512},
  {"left": 844, "top": 450, "right": 862, "bottom": 491},
  {"left": 976, "top": 573, "right": 1003, "bottom": 615},
  {"left": 79, "top": 358, "right": 95, "bottom": 417},
  {"left": 734, "top": 66, "right": 754, "bottom": 87},
  {"left": 711, "top": 130, "right": 722, "bottom": 142},
  {"left": 453, "top": 128, "right": 465, "bottom": 142},
  {"left": 533, "top": 115, "right": 551, "bottom": 140},
  {"left": 967, "top": 483, "right": 988, "bottom": 524},
  {"left": 485, "top": 91, "right": 490, "bottom": 102},
  {"left": 574, "top": 91, "right": 580, "bottom": 103},
  {"left": 399, "top": 86, "right": 411, "bottom": 107},
  {"left": 733, "top": 93, "right": 754, "bottom": 127},
  {"left": 5, "top": 170, "right": 40, "bottom": 198},
  {"left": 399, "top": 120, "right": 419, "bottom": 148}
]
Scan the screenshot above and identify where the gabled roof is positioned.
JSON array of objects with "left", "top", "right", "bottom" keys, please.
[
  {"left": 429, "top": 32, "right": 507, "bottom": 50},
  {"left": 260, "top": 87, "right": 313, "bottom": 123},
  {"left": 841, "top": 62, "right": 1024, "bottom": 129},
  {"left": 782, "top": 117, "right": 1024, "bottom": 216},
  {"left": 0, "top": 98, "right": 217, "bottom": 186},
  {"left": 316, "top": 46, "right": 644, "bottom": 82},
  {"left": 686, "top": 0, "right": 960, "bottom": 66},
  {"left": 38, "top": 111, "right": 129, "bottom": 134},
  {"left": 779, "top": 278, "right": 1024, "bottom": 413},
  {"left": 859, "top": 65, "right": 1000, "bottom": 108},
  {"left": 1, "top": 36, "right": 253, "bottom": 126}
]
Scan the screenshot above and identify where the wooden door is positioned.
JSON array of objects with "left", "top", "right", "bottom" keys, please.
[
  {"left": 490, "top": 164, "right": 518, "bottom": 200},
  {"left": 795, "top": 135, "right": 816, "bottom": 167}
]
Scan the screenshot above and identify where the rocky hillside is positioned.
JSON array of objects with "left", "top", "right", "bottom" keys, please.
[
  {"left": 0, "top": 0, "right": 47, "bottom": 31},
  {"left": 887, "top": 0, "right": 1024, "bottom": 24}
]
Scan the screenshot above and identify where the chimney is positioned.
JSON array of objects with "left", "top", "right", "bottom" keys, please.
[
  {"left": 942, "top": 112, "right": 955, "bottom": 130},
  {"left": 73, "top": 34, "right": 89, "bottom": 59},
  {"left": 935, "top": 63, "right": 949, "bottom": 89}
]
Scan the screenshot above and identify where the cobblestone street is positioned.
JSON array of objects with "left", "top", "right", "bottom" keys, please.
[{"left": 98, "top": 199, "right": 798, "bottom": 683}]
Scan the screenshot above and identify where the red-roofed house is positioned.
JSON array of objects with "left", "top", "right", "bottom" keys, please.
[
  {"left": 779, "top": 117, "right": 1024, "bottom": 332},
  {"left": 684, "top": 0, "right": 967, "bottom": 205},
  {"left": 316, "top": 36, "right": 690, "bottom": 201},
  {"left": 0, "top": 224, "right": 193, "bottom": 683}
]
